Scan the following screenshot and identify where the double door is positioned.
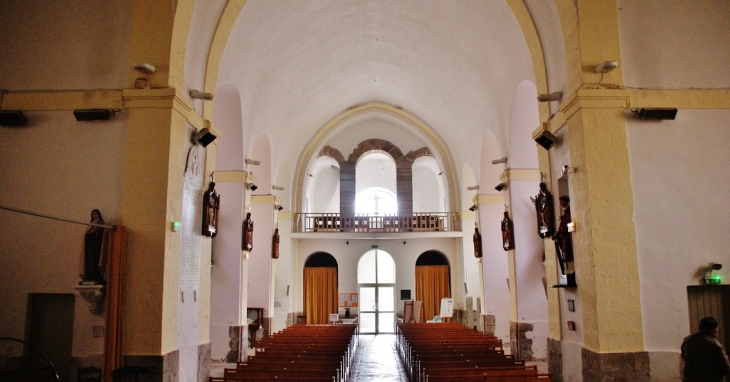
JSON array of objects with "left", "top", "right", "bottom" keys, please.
[{"left": 358, "top": 285, "right": 394, "bottom": 333}]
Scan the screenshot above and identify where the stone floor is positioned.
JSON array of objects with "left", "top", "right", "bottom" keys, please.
[{"left": 348, "top": 334, "right": 408, "bottom": 381}]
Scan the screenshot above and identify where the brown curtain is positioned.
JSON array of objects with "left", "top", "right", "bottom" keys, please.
[
  {"left": 415, "top": 265, "right": 450, "bottom": 322},
  {"left": 304, "top": 267, "right": 338, "bottom": 324},
  {"left": 103, "top": 226, "right": 127, "bottom": 382}
]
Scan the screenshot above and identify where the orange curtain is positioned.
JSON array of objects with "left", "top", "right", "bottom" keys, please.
[
  {"left": 415, "top": 265, "right": 450, "bottom": 322},
  {"left": 103, "top": 226, "right": 126, "bottom": 382},
  {"left": 304, "top": 267, "right": 338, "bottom": 324}
]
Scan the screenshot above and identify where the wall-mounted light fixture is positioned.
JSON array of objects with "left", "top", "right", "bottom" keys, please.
[
  {"left": 467, "top": 186, "right": 479, "bottom": 191},
  {"left": 190, "top": 89, "right": 214, "bottom": 100},
  {"left": 495, "top": 183, "right": 507, "bottom": 192},
  {"left": 561, "top": 165, "right": 577, "bottom": 176},
  {"left": 491, "top": 157, "right": 507, "bottom": 165},
  {"left": 73, "top": 109, "right": 115, "bottom": 121},
  {"left": 272, "top": 185, "right": 285, "bottom": 191},
  {"left": 537, "top": 91, "right": 562, "bottom": 103},
  {"left": 0, "top": 110, "right": 28, "bottom": 127},
  {"left": 246, "top": 183, "right": 258, "bottom": 191},
  {"left": 193, "top": 128, "right": 217, "bottom": 147},
  {"left": 595, "top": 61, "right": 618, "bottom": 73},
  {"left": 307, "top": 173, "right": 313, "bottom": 177},
  {"left": 133, "top": 62, "right": 156, "bottom": 74},
  {"left": 245, "top": 159, "right": 261, "bottom": 165},
  {"left": 468, "top": 205, "right": 477, "bottom": 212}
]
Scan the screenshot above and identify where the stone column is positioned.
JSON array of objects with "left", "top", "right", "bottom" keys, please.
[
  {"left": 396, "top": 159, "right": 413, "bottom": 216},
  {"left": 539, "top": 1, "right": 647, "bottom": 380},
  {"left": 339, "top": 161, "right": 356, "bottom": 217}
]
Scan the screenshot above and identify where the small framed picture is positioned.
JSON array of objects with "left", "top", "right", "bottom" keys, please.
[
  {"left": 567, "top": 299, "right": 575, "bottom": 312},
  {"left": 93, "top": 326, "right": 104, "bottom": 338}
]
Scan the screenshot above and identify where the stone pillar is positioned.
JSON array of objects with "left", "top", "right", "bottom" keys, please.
[
  {"left": 339, "top": 161, "right": 356, "bottom": 217},
  {"left": 537, "top": 1, "right": 648, "bottom": 380},
  {"left": 396, "top": 159, "right": 413, "bottom": 216}
]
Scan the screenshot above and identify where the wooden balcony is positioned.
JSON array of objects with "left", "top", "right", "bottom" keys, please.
[{"left": 293, "top": 213, "right": 461, "bottom": 233}]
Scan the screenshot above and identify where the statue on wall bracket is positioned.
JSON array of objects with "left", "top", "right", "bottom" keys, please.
[
  {"left": 501, "top": 209, "right": 514, "bottom": 251},
  {"left": 272, "top": 226, "right": 280, "bottom": 259},
  {"left": 242, "top": 212, "right": 254, "bottom": 252},
  {"left": 472, "top": 225, "right": 482, "bottom": 259},
  {"left": 553, "top": 195, "right": 576, "bottom": 286},
  {"left": 531, "top": 180, "right": 555, "bottom": 238},
  {"left": 80, "top": 209, "right": 108, "bottom": 284},
  {"left": 202, "top": 177, "right": 220, "bottom": 238}
]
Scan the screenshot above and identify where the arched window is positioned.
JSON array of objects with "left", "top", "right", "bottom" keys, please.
[{"left": 355, "top": 187, "right": 397, "bottom": 215}]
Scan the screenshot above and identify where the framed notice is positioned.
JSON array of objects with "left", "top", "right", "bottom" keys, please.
[{"left": 338, "top": 293, "right": 358, "bottom": 307}]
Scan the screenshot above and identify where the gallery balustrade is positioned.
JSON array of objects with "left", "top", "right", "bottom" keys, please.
[{"left": 293, "top": 212, "right": 461, "bottom": 233}]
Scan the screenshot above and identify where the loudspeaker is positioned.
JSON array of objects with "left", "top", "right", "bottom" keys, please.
[
  {"left": 0, "top": 110, "right": 27, "bottom": 127},
  {"left": 73, "top": 109, "right": 113, "bottom": 121},
  {"left": 194, "top": 128, "right": 217, "bottom": 147},
  {"left": 535, "top": 130, "right": 558, "bottom": 150},
  {"left": 636, "top": 108, "right": 678, "bottom": 120}
]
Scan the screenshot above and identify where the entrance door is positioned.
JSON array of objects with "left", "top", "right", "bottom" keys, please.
[{"left": 357, "top": 250, "right": 395, "bottom": 334}]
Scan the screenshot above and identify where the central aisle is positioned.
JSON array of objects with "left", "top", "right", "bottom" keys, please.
[{"left": 348, "top": 334, "right": 408, "bottom": 382}]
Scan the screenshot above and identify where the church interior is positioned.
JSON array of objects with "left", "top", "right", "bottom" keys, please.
[{"left": 0, "top": 1, "right": 729, "bottom": 381}]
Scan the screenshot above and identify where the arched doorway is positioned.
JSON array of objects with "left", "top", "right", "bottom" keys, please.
[
  {"left": 357, "top": 249, "right": 396, "bottom": 334},
  {"left": 415, "top": 251, "right": 451, "bottom": 322},
  {"left": 303, "top": 252, "right": 338, "bottom": 324}
]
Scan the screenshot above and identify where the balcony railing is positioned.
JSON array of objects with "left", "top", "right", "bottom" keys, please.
[{"left": 293, "top": 213, "right": 461, "bottom": 233}]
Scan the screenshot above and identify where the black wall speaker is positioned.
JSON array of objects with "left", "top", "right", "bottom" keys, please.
[
  {"left": 636, "top": 108, "right": 678, "bottom": 120},
  {"left": 535, "top": 130, "right": 558, "bottom": 150},
  {"left": 194, "top": 128, "right": 217, "bottom": 147},
  {"left": 73, "top": 109, "right": 113, "bottom": 121},
  {"left": 0, "top": 110, "right": 27, "bottom": 127}
]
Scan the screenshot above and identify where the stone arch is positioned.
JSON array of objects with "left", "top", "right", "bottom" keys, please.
[
  {"left": 318, "top": 145, "right": 345, "bottom": 163},
  {"left": 348, "top": 138, "right": 405, "bottom": 163}
]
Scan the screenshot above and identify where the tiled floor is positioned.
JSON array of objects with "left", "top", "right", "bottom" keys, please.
[{"left": 348, "top": 334, "right": 408, "bottom": 382}]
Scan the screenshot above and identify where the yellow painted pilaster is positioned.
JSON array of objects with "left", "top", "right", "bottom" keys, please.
[{"left": 566, "top": 100, "right": 642, "bottom": 353}]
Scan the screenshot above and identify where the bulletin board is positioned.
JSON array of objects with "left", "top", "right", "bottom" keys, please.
[{"left": 338, "top": 293, "right": 358, "bottom": 307}]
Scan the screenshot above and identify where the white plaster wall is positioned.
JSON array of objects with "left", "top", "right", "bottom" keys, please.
[
  {"left": 509, "top": 179, "right": 549, "bottom": 360},
  {"left": 412, "top": 163, "right": 441, "bottom": 213},
  {"left": 327, "top": 115, "right": 429, "bottom": 157},
  {"left": 356, "top": 153, "right": 397, "bottom": 196},
  {"left": 618, "top": 0, "right": 730, "bottom": 89},
  {"left": 272, "top": 213, "right": 293, "bottom": 333},
  {"left": 184, "top": 1, "right": 227, "bottom": 115},
  {"left": 312, "top": 163, "right": 341, "bottom": 213},
  {"left": 0, "top": 111, "right": 127, "bottom": 356},
  {"left": 480, "top": 203, "right": 512, "bottom": 347},
  {"left": 294, "top": 238, "right": 459, "bottom": 317},
  {"left": 0, "top": 0, "right": 133, "bottom": 90},
  {"left": 508, "top": 81, "right": 540, "bottom": 169},
  {"left": 209, "top": 182, "right": 245, "bottom": 361},
  {"left": 627, "top": 110, "right": 730, "bottom": 351},
  {"left": 247, "top": 203, "right": 274, "bottom": 313}
]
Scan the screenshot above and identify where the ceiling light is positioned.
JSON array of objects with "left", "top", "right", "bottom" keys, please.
[
  {"left": 133, "top": 62, "right": 156, "bottom": 74},
  {"left": 595, "top": 61, "right": 618, "bottom": 74},
  {"left": 190, "top": 89, "right": 214, "bottom": 100},
  {"left": 537, "top": 91, "right": 562, "bottom": 102}
]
